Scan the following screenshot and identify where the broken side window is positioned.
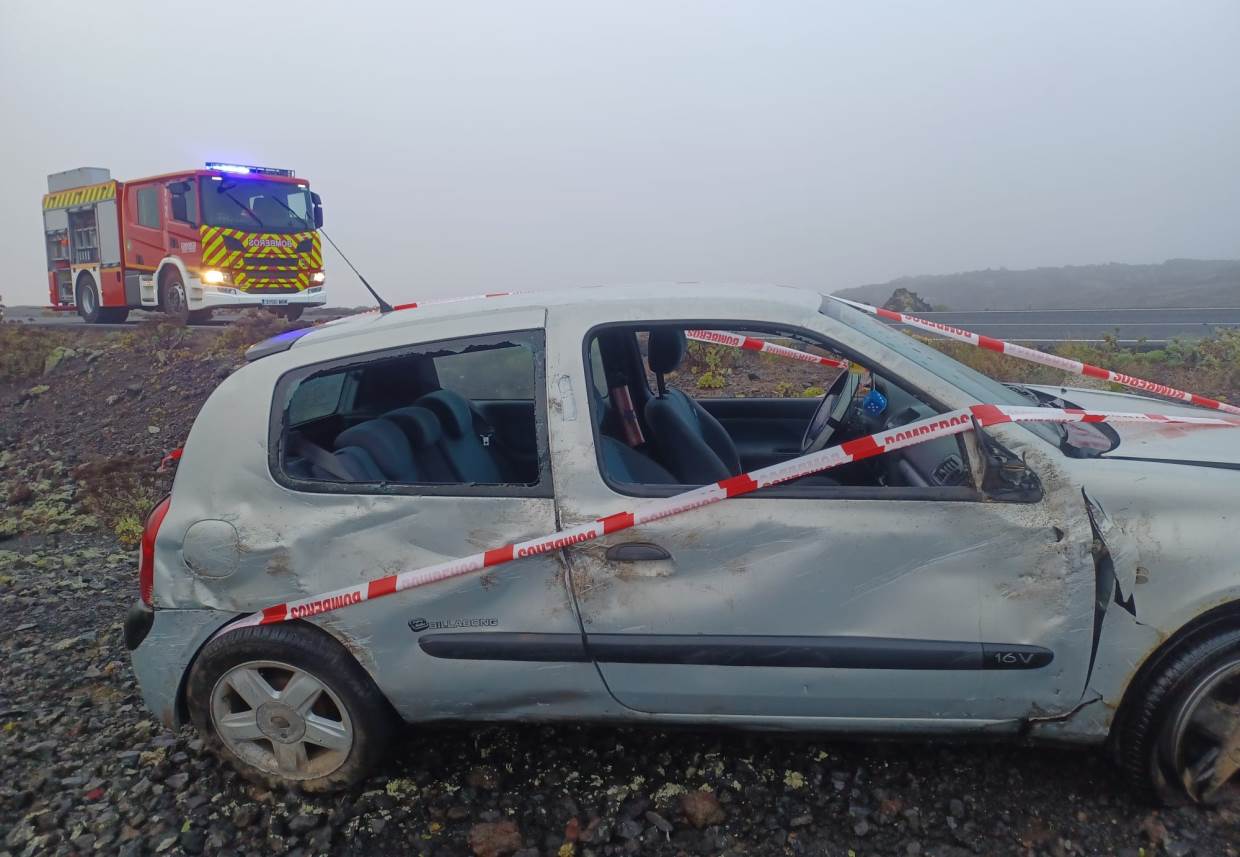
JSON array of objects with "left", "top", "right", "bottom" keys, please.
[{"left": 274, "top": 330, "right": 550, "bottom": 495}]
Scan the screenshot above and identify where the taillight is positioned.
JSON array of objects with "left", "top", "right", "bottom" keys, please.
[{"left": 139, "top": 496, "right": 172, "bottom": 606}]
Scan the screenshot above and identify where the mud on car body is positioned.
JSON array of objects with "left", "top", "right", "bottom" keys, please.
[{"left": 125, "top": 284, "right": 1240, "bottom": 800}]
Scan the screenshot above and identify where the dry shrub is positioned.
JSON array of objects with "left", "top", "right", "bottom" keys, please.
[
  {"left": 205, "top": 310, "right": 311, "bottom": 359},
  {"left": 71, "top": 455, "right": 165, "bottom": 547},
  {"left": 0, "top": 327, "right": 75, "bottom": 382},
  {"left": 926, "top": 329, "right": 1240, "bottom": 405}
]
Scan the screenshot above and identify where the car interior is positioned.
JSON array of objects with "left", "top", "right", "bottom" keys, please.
[
  {"left": 281, "top": 338, "right": 542, "bottom": 486},
  {"left": 278, "top": 325, "right": 973, "bottom": 493},
  {"left": 586, "top": 325, "right": 973, "bottom": 491}
]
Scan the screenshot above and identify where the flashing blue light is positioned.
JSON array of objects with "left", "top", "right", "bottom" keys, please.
[{"left": 205, "top": 162, "right": 295, "bottom": 178}]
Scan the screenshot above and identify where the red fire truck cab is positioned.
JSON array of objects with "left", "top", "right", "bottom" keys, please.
[{"left": 42, "top": 163, "right": 326, "bottom": 324}]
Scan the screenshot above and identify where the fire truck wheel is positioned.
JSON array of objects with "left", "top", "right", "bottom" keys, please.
[
  {"left": 76, "top": 276, "right": 103, "bottom": 324},
  {"left": 100, "top": 308, "right": 129, "bottom": 324},
  {"left": 160, "top": 273, "right": 191, "bottom": 324},
  {"left": 188, "top": 310, "right": 214, "bottom": 325},
  {"left": 280, "top": 306, "right": 305, "bottom": 322}
]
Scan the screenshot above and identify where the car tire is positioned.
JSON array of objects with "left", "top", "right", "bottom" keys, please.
[
  {"left": 186, "top": 623, "right": 395, "bottom": 793},
  {"left": 1114, "top": 626, "right": 1240, "bottom": 805},
  {"left": 160, "top": 272, "right": 190, "bottom": 324},
  {"left": 76, "top": 275, "right": 103, "bottom": 324}
]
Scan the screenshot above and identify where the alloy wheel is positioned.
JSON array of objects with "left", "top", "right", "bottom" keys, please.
[
  {"left": 166, "top": 281, "right": 187, "bottom": 316},
  {"left": 209, "top": 660, "right": 353, "bottom": 780},
  {"left": 1167, "top": 658, "right": 1240, "bottom": 803}
]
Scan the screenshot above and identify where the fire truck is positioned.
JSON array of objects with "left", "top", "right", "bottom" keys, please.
[{"left": 42, "top": 163, "right": 326, "bottom": 324}]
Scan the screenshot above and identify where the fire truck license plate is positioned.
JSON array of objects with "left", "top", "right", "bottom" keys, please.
[{"left": 261, "top": 298, "right": 290, "bottom": 306}]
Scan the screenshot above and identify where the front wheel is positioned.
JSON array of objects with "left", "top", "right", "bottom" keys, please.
[
  {"left": 186, "top": 624, "right": 395, "bottom": 792},
  {"left": 160, "top": 273, "right": 190, "bottom": 324},
  {"left": 1115, "top": 627, "right": 1240, "bottom": 804}
]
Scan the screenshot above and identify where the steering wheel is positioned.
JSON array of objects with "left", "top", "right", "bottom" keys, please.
[{"left": 801, "top": 369, "right": 862, "bottom": 453}]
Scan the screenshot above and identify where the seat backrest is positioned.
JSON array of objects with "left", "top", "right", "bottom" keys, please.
[
  {"left": 287, "top": 431, "right": 385, "bottom": 482},
  {"left": 324, "top": 446, "right": 386, "bottom": 482},
  {"left": 335, "top": 419, "right": 421, "bottom": 482},
  {"left": 645, "top": 390, "right": 741, "bottom": 483},
  {"left": 414, "top": 390, "right": 503, "bottom": 483},
  {"left": 382, "top": 405, "right": 456, "bottom": 482},
  {"left": 644, "top": 328, "right": 742, "bottom": 484}
]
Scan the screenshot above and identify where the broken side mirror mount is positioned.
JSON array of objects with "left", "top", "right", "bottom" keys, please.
[{"left": 971, "top": 417, "right": 1044, "bottom": 502}]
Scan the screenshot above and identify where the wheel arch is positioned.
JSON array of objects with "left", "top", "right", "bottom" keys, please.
[
  {"left": 1109, "top": 598, "right": 1240, "bottom": 748},
  {"left": 176, "top": 616, "right": 396, "bottom": 726}
]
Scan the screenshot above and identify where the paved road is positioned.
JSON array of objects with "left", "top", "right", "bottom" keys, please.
[
  {"left": 6, "top": 304, "right": 1240, "bottom": 343},
  {"left": 879, "top": 307, "right": 1240, "bottom": 344},
  {"left": 1, "top": 305, "right": 346, "bottom": 331}
]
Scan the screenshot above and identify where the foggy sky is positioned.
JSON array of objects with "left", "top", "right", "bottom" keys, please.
[{"left": 2, "top": 0, "right": 1238, "bottom": 308}]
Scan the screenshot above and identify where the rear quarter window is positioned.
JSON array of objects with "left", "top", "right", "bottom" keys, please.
[
  {"left": 433, "top": 347, "right": 534, "bottom": 399},
  {"left": 287, "top": 372, "right": 347, "bottom": 423}
]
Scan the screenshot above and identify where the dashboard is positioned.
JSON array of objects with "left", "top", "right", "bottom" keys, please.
[{"left": 847, "top": 377, "right": 970, "bottom": 488}]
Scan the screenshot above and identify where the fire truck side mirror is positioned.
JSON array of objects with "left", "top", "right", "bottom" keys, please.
[{"left": 311, "top": 192, "right": 324, "bottom": 228}]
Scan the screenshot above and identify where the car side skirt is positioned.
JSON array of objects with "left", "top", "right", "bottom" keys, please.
[{"left": 418, "top": 633, "right": 1053, "bottom": 671}]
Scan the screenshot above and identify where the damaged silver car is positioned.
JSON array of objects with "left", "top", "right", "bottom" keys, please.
[{"left": 125, "top": 285, "right": 1240, "bottom": 800}]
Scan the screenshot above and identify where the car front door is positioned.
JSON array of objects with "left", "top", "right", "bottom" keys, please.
[{"left": 545, "top": 300, "right": 1097, "bottom": 727}]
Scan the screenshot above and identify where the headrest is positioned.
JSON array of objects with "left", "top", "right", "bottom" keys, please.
[
  {"left": 335, "top": 419, "right": 414, "bottom": 476},
  {"left": 415, "top": 389, "right": 474, "bottom": 438},
  {"left": 647, "top": 328, "right": 687, "bottom": 374},
  {"left": 383, "top": 406, "right": 443, "bottom": 448}
]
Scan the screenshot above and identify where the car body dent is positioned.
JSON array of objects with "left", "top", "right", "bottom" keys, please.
[{"left": 1030, "top": 456, "right": 1240, "bottom": 741}]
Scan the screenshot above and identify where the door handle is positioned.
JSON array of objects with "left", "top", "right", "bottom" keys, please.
[{"left": 605, "top": 542, "right": 671, "bottom": 562}]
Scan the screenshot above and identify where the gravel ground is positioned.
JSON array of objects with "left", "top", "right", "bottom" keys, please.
[
  {"left": 2, "top": 533, "right": 1240, "bottom": 857},
  {"left": 3, "top": 324, "right": 1240, "bottom": 856}
]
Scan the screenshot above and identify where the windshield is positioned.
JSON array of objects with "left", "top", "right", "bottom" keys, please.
[
  {"left": 822, "top": 298, "right": 1064, "bottom": 448},
  {"left": 199, "top": 177, "right": 313, "bottom": 233}
]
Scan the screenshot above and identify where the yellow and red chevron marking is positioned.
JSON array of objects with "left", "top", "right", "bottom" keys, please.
[
  {"left": 43, "top": 181, "right": 117, "bottom": 210},
  {"left": 199, "top": 227, "right": 321, "bottom": 292},
  {"left": 234, "top": 271, "right": 311, "bottom": 289}
]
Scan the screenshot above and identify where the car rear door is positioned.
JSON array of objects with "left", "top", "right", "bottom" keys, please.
[
  {"left": 544, "top": 301, "right": 1095, "bottom": 726},
  {"left": 227, "top": 309, "right": 614, "bottom": 723}
]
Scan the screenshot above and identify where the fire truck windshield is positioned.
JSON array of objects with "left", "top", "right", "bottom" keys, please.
[{"left": 199, "top": 178, "right": 314, "bottom": 233}]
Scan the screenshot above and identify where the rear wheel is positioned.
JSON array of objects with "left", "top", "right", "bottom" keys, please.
[
  {"left": 1115, "top": 627, "right": 1240, "bottom": 804},
  {"left": 76, "top": 275, "right": 102, "bottom": 324},
  {"left": 186, "top": 624, "right": 395, "bottom": 792}
]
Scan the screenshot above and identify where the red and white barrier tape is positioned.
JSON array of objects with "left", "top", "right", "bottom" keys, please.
[
  {"left": 220, "top": 404, "right": 1238, "bottom": 633},
  {"left": 685, "top": 329, "right": 851, "bottom": 370},
  {"left": 392, "top": 292, "right": 514, "bottom": 312},
  {"left": 829, "top": 296, "right": 1240, "bottom": 416}
]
